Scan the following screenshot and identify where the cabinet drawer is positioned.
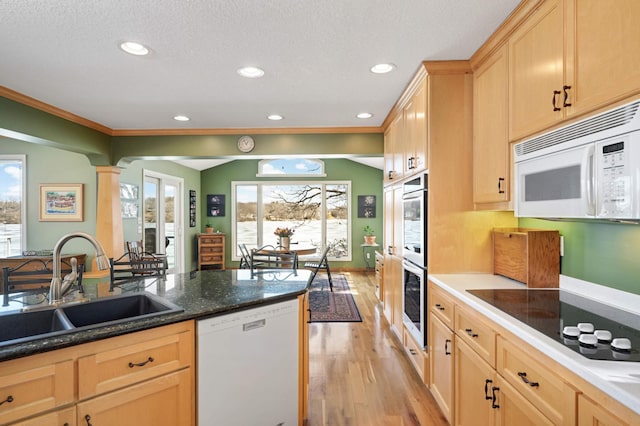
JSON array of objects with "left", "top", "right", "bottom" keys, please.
[
  {"left": 200, "top": 246, "right": 223, "bottom": 255},
  {"left": 199, "top": 236, "right": 223, "bottom": 245},
  {"left": 404, "top": 327, "right": 428, "bottom": 383},
  {"left": 200, "top": 255, "right": 223, "bottom": 263},
  {"left": 429, "top": 281, "right": 454, "bottom": 328},
  {"left": 496, "top": 336, "right": 576, "bottom": 426},
  {"left": 454, "top": 304, "right": 496, "bottom": 366},
  {"left": 78, "top": 329, "right": 193, "bottom": 399},
  {"left": 0, "top": 358, "right": 73, "bottom": 425}
]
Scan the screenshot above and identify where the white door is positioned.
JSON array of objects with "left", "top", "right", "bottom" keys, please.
[{"left": 143, "top": 170, "right": 184, "bottom": 274}]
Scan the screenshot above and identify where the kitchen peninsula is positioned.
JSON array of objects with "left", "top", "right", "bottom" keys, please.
[{"left": 0, "top": 269, "right": 311, "bottom": 425}]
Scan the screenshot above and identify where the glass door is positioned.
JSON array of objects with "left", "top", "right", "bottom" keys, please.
[{"left": 143, "top": 170, "right": 183, "bottom": 274}]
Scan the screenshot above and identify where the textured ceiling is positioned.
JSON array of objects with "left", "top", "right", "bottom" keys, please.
[{"left": 0, "top": 0, "right": 520, "bottom": 132}]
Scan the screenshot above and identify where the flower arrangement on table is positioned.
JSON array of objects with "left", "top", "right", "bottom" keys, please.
[{"left": 274, "top": 227, "right": 295, "bottom": 238}]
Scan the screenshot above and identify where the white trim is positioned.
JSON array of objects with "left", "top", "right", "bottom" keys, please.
[{"left": 0, "top": 155, "right": 26, "bottom": 256}]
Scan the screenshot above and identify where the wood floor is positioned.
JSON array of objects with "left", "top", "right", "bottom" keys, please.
[{"left": 306, "top": 271, "right": 448, "bottom": 426}]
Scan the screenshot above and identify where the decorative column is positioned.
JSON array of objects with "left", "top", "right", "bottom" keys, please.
[{"left": 91, "top": 166, "right": 124, "bottom": 275}]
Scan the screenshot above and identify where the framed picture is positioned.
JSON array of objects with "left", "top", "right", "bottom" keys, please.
[
  {"left": 189, "top": 190, "right": 197, "bottom": 227},
  {"left": 120, "top": 182, "right": 139, "bottom": 218},
  {"left": 207, "top": 194, "right": 225, "bottom": 217},
  {"left": 40, "top": 184, "right": 84, "bottom": 222},
  {"left": 357, "top": 195, "right": 376, "bottom": 218}
]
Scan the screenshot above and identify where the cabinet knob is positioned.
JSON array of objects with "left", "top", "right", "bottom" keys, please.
[{"left": 0, "top": 395, "right": 13, "bottom": 406}]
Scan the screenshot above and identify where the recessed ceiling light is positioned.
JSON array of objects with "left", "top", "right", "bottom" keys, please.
[
  {"left": 237, "top": 66, "right": 265, "bottom": 78},
  {"left": 120, "top": 41, "right": 150, "bottom": 56},
  {"left": 267, "top": 114, "right": 284, "bottom": 121},
  {"left": 370, "top": 63, "right": 395, "bottom": 74},
  {"left": 173, "top": 115, "right": 190, "bottom": 122},
  {"left": 356, "top": 112, "right": 373, "bottom": 119}
]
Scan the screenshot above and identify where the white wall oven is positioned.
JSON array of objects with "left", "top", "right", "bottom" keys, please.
[{"left": 402, "top": 174, "right": 428, "bottom": 348}]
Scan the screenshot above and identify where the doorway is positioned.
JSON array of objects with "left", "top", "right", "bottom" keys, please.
[{"left": 143, "top": 170, "right": 184, "bottom": 274}]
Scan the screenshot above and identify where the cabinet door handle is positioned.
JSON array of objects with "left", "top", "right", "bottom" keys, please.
[
  {"left": 409, "top": 348, "right": 417, "bottom": 355},
  {"left": 435, "top": 303, "right": 445, "bottom": 311},
  {"left": 498, "top": 177, "right": 505, "bottom": 194},
  {"left": 388, "top": 170, "right": 394, "bottom": 180},
  {"left": 552, "top": 90, "right": 561, "bottom": 111},
  {"left": 128, "top": 356, "right": 154, "bottom": 368},
  {"left": 491, "top": 386, "right": 500, "bottom": 409},
  {"left": 465, "top": 328, "right": 478, "bottom": 338},
  {"left": 444, "top": 339, "right": 451, "bottom": 355},
  {"left": 85, "top": 414, "right": 93, "bottom": 426},
  {"left": 484, "top": 379, "right": 493, "bottom": 400},
  {"left": 0, "top": 395, "right": 13, "bottom": 406},
  {"left": 563, "top": 85, "right": 572, "bottom": 107},
  {"left": 517, "top": 371, "right": 540, "bottom": 387}
]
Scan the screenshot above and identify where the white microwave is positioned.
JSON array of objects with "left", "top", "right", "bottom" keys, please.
[{"left": 514, "top": 101, "right": 640, "bottom": 220}]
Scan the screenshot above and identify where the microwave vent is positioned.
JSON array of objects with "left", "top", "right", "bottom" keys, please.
[{"left": 515, "top": 101, "right": 640, "bottom": 157}]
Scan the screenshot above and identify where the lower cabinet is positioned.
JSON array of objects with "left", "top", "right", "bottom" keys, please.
[
  {"left": 1, "top": 321, "right": 195, "bottom": 426},
  {"left": 431, "top": 281, "right": 638, "bottom": 426},
  {"left": 77, "top": 369, "right": 192, "bottom": 426},
  {"left": 429, "top": 313, "right": 454, "bottom": 423}
]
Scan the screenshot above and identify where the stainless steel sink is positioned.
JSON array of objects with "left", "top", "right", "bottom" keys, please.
[
  {"left": 61, "top": 293, "right": 183, "bottom": 328},
  {"left": 0, "top": 293, "right": 183, "bottom": 348}
]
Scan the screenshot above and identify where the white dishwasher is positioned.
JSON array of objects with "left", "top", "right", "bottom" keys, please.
[{"left": 197, "top": 298, "right": 299, "bottom": 426}]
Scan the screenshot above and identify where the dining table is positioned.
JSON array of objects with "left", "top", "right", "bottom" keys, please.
[{"left": 250, "top": 244, "right": 317, "bottom": 270}]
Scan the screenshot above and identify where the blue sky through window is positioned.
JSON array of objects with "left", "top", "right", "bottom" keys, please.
[{"left": 259, "top": 159, "right": 323, "bottom": 175}]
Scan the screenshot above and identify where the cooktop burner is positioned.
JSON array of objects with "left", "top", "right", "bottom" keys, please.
[{"left": 467, "top": 289, "right": 640, "bottom": 362}]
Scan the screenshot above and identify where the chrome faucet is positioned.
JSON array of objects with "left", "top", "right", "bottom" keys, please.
[{"left": 49, "top": 232, "right": 110, "bottom": 304}]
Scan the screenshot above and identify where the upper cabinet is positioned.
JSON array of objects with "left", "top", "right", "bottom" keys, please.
[
  {"left": 509, "top": 0, "right": 640, "bottom": 141},
  {"left": 473, "top": 44, "right": 510, "bottom": 208},
  {"left": 383, "top": 71, "right": 429, "bottom": 184}
]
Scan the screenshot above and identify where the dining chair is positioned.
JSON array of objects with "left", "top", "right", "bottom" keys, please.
[
  {"left": 238, "top": 244, "right": 252, "bottom": 269},
  {"left": 304, "top": 246, "right": 333, "bottom": 291},
  {"left": 2, "top": 258, "right": 84, "bottom": 306},
  {"left": 250, "top": 245, "right": 298, "bottom": 272},
  {"left": 126, "top": 240, "right": 168, "bottom": 275}
]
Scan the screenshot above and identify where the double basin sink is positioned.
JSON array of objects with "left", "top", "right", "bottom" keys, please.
[{"left": 0, "top": 293, "right": 183, "bottom": 348}]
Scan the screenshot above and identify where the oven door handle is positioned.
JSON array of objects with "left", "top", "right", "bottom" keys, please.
[{"left": 402, "top": 259, "right": 425, "bottom": 275}]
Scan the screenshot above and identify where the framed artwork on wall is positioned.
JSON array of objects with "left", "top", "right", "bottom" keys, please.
[
  {"left": 357, "top": 195, "right": 376, "bottom": 218},
  {"left": 189, "top": 190, "right": 196, "bottom": 227},
  {"left": 207, "top": 194, "right": 225, "bottom": 217},
  {"left": 39, "top": 183, "right": 84, "bottom": 222}
]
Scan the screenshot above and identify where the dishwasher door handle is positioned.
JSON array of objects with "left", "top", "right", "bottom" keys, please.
[{"left": 243, "top": 318, "right": 266, "bottom": 332}]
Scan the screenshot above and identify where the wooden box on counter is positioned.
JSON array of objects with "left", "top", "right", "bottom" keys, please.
[{"left": 493, "top": 228, "right": 560, "bottom": 288}]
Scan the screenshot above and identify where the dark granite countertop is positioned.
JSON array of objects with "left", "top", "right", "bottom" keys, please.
[{"left": 0, "top": 268, "right": 311, "bottom": 362}]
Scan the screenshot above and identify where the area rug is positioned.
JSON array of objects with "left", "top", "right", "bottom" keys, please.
[{"left": 309, "top": 274, "right": 362, "bottom": 323}]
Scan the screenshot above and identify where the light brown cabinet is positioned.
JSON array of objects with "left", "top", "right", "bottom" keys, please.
[
  {"left": 197, "top": 233, "right": 225, "bottom": 270},
  {"left": 473, "top": 44, "right": 511, "bottom": 209},
  {"left": 1, "top": 321, "right": 195, "bottom": 426},
  {"left": 454, "top": 337, "right": 495, "bottom": 426},
  {"left": 382, "top": 185, "right": 403, "bottom": 336},
  {"left": 578, "top": 394, "right": 629, "bottom": 426},
  {"left": 509, "top": 0, "right": 640, "bottom": 141},
  {"left": 383, "top": 114, "right": 404, "bottom": 184},
  {"left": 402, "top": 78, "right": 428, "bottom": 176},
  {"left": 429, "top": 313, "right": 454, "bottom": 423}
]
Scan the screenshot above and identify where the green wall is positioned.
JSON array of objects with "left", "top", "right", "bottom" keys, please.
[
  {"left": 1, "top": 139, "right": 201, "bottom": 271},
  {"left": 201, "top": 159, "right": 383, "bottom": 269},
  {"left": 520, "top": 218, "right": 640, "bottom": 295}
]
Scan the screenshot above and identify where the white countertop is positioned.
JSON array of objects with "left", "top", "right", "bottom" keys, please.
[{"left": 428, "top": 273, "right": 640, "bottom": 416}]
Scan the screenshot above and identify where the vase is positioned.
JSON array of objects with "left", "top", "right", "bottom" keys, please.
[
  {"left": 279, "top": 237, "right": 290, "bottom": 250},
  {"left": 364, "top": 235, "right": 376, "bottom": 245}
]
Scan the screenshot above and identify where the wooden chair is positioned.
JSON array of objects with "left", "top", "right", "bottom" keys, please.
[
  {"left": 304, "top": 246, "right": 333, "bottom": 291},
  {"left": 2, "top": 258, "right": 84, "bottom": 306}
]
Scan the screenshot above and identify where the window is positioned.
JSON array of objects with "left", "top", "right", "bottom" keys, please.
[
  {"left": 0, "top": 155, "right": 26, "bottom": 257},
  {"left": 233, "top": 181, "right": 350, "bottom": 260},
  {"left": 257, "top": 158, "right": 326, "bottom": 177}
]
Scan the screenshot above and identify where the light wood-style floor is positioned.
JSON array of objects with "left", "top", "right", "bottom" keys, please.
[{"left": 306, "top": 272, "right": 448, "bottom": 426}]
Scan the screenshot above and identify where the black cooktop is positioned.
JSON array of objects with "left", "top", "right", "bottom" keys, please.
[{"left": 467, "top": 289, "right": 640, "bottom": 362}]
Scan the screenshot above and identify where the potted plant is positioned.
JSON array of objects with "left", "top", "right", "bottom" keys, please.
[
  {"left": 205, "top": 222, "right": 214, "bottom": 234},
  {"left": 274, "top": 227, "right": 295, "bottom": 250},
  {"left": 363, "top": 225, "right": 376, "bottom": 245}
]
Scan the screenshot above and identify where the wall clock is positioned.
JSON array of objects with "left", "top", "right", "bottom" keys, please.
[{"left": 237, "top": 135, "right": 255, "bottom": 153}]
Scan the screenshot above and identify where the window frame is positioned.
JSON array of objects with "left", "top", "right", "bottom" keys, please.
[
  {"left": 231, "top": 179, "right": 352, "bottom": 262},
  {"left": 256, "top": 158, "right": 327, "bottom": 177},
  {"left": 0, "top": 154, "right": 27, "bottom": 256}
]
